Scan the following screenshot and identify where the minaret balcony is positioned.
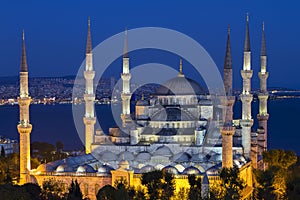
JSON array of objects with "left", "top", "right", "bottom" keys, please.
[
  {"left": 241, "top": 70, "right": 253, "bottom": 79},
  {"left": 18, "top": 97, "right": 31, "bottom": 106},
  {"left": 239, "top": 119, "right": 254, "bottom": 127},
  {"left": 83, "top": 117, "right": 96, "bottom": 125},
  {"left": 258, "top": 72, "right": 269, "bottom": 79},
  {"left": 257, "top": 93, "right": 268, "bottom": 100},
  {"left": 84, "top": 71, "right": 95, "bottom": 80},
  {"left": 121, "top": 73, "right": 131, "bottom": 81},
  {"left": 84, "top": 93, "right": 95, "bottom": 101},
  {"left": 257, "top": 114, "right": 269, "bottom": 121},
  {"left": 240, "top": 94, "right": 253, "bottom": 102},
  {"left": 17, "top": 124, "right": 32, "bottom": 134}
]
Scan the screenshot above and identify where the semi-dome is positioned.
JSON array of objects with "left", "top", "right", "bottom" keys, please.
[
  {"left": 182, "top": 166, "right": 201, "bottom": 175},
  {"left": 139, "top": 165, "right": 155, "bottom": 173},
  {"left": 153, "top": 145, "right": 173, "bottom": 157},
  {"left": 135, "top": 152, "right": 151, "bottom": 162},
  {"left": 156, "top": 76, "right": 205, "bottom": 95},
  {"left": 163, "top": 165, "right": 179, "bottom": 174}
]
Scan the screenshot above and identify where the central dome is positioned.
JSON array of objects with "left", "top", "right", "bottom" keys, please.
[{"left": 156, "top": 75, "right": 205, "bottom": 95}]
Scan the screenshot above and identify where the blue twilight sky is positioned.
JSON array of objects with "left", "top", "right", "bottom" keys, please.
[{"left": 0, "top": 0, "right": 299, "bottom": 89}]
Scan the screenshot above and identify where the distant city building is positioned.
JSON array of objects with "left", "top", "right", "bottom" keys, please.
[
  {"left": 0, "top": 136, "right": 18, "bottom": 155},
  {"left": 17, "top": 15, "right": 268, "bottom": 200}
]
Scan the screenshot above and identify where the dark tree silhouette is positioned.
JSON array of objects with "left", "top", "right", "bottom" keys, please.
[
  {"left": 67, "top": 179, "right": 83, "bottom": 200},
  {"left": 96, "top": 185, "right": 117, "bottom": 200}
]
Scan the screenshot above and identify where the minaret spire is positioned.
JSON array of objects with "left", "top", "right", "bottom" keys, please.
[
  {"left": 221, "top": 24, "right": 235, "bottom": 168},
  {"left": 240, "top": 13, "right": 254, "bottom": 159},
  {"left": 86, "top": 17, "right": 92, "bottom": 54},
  {"left": 121, "top": 29, "right": 132, "bottom": 126},
  {"left": 224, "top": 25, "right": 232, "bottom": 70},
  {"left": 18, "top": 31, "right": 32, "bottom": 184},
  {"left": 244, "top": 13, "right": 250, "bottom": 52},
  {"left": 21, "top": 30, "right": 28, "bottom": 72},
  {"left": 83, "top": 18, "right": 96, "bottom": 154},
  {"left": 261, "top": 22, "right": 266, "bottom": 56},
  {"left": 123, "top": 28, "right": 129, "bottom": 58},
  {"left": 257, "top": 22, "right": 269, "bottom": 158}
]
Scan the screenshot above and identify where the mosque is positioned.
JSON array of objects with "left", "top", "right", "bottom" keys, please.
[{"left": 17, "top": 15, "right": 269, "bottom": 199}]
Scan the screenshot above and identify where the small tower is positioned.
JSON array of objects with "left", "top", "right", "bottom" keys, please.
[
  {"left": 17, "top": 31, "right": 32, "bottom": 184},
  {"left": 240, "top": 14, "right": 254, "bottom": 159},
  {"left": 257, "top": 22, "right": 269, "bottom": 154},
  {"left": 83, "top": 18, "right": 96, "bottom": 154},
  {"left": 220, "top": 26, "right": 236, "bottom": 168},
  {"left": 121, "top": 29, "right": 132, "bottom": 126}
]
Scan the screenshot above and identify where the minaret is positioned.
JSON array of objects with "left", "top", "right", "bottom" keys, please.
[
  {"left": 17, "top": 31, "right": 32, "bottom": 184},
  {"left": 240, "top": 14, "right": 254, "bottom": 159},
  {"left": 257, "top": 22, "right": 269, "bottom": 154},
  {"left": 221, "top": 26, "right": 236, "bottom": 168},
  {"left": 83, "top": 18, "right": 96, "bottom": 154},
  {"left": 121, "top": 29, "right": 132, "bottom": 126}
]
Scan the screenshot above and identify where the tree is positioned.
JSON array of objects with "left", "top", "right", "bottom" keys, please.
[
  {"left": 188, "top": 174, "right": 201, "bottom": 200},
  {"left": 254, "top": 149, "right": 298, "bottom": 199},
  {"left": 41, "top": 178, "right": 67, "bottom": 199},
  {"left": 96, "top": 185, "right": 117, "bottom": 200},
  {"left": 161, "top": 171, "right": 175, "bottom": 200},
  {"left": 254, "top": 169, "right": 276, "bottom": 199},
  {"left": 141, "top": 170, "right": 175, "bottom": 200},
  {"left": 1, "top": 146, "right": 5, "bottom": 158},
  {"left": 67, "top": 179, "right": 83, "bottom": 200},
  {"left": 175, "top": 187, "right": 188, "bottom": 200},
  {"left": 263, "top": 149, "right": 297, "bottom": 170},
  {"left": 114, "top": 178, "right": 129, "bottom": 200},
  {"left": 210, "top": 168, "right": 244, "bottom": 200},
  {"left": 56, "top": 141, "right": 64, "bottom": 153}
]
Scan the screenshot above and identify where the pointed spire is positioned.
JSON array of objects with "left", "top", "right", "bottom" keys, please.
[
  {"left": 123, "top": 28, "right": 129, "bottom": 58},
  {"left": 261, "top": 22, "right": 266, "bottom": 56},
  {"left": 86, "top": 17, "right": 92, "bottom": 54},
  {"left": 224, "top": 25, "right": 232, "bottom": 69},
  {"left": 244, "top": 13, "right": 251, "bottom": 52},
  {"left": 20, "top": 30, "right": 28, "bottom": 72}
]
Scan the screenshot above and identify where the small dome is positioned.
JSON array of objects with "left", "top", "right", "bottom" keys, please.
[
  {"left": 56, "top": 164, "right": 73, "bottom": 173},
  {"left": 163, "top": 165, "right": 179, "bottom": 174},
  {"left": 119, "top": 160, "right": 130, "bottom": 170},
  {"left": 139, "top": 165, "right": 155, "bottom": 173},
  {"left": 98, "top": 164, "right": 114, "bottom": 174},
  {"left": 239, "top": 156, "right": 247, "bottom": 164},
  {"left": 156, "top": 76, "right": 205, "bottom": 95},
  {"left": 182, "top": 166, "right": 201, "bottom": 175},
  {"left": 101, "top": 150, "right": 117, "bottom": 162},
  {"left": 76, "top": 165, "right": 96, "bottom": 173},
  {"left": 153, "top": 145, "right": 173, "bottom": 157},
  {"left": 206, "top": 166, "right": 220, "bottom": 176},
  {"left": 37, "top": 163, "right": 54, "bottom": 172},
  {"left": 136, "top": 152, "right": 151, "bottom": 162},
  {"left": 174, "top": 164, "right": 185, "bottom": 173},
  {"left": 233, "top": 159, "right": 241, "bottom": 168}
]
